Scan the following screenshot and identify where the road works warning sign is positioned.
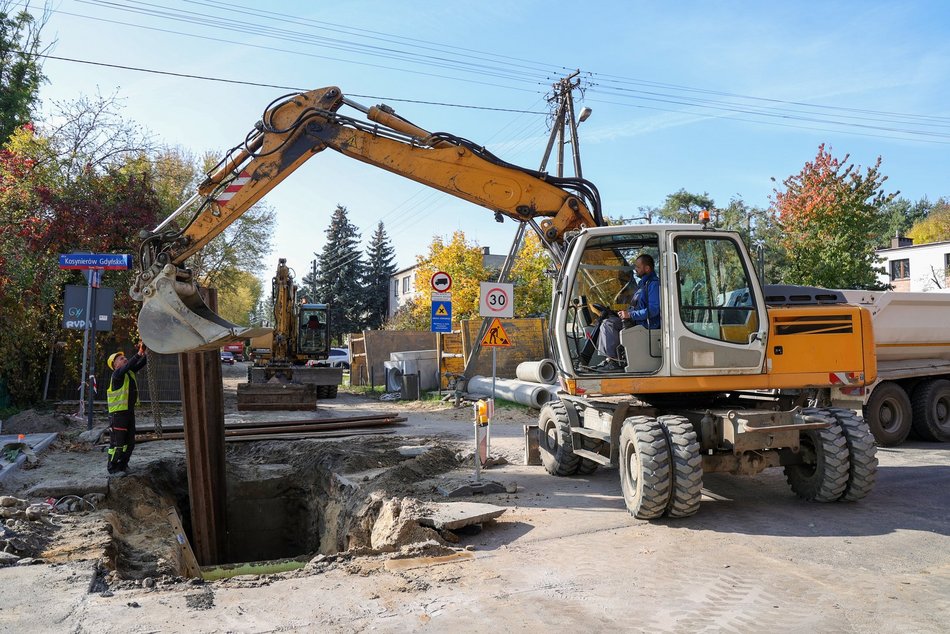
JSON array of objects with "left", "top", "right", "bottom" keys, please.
[{"left": 481, "top": 318, "right": 512, "bottom": 347}]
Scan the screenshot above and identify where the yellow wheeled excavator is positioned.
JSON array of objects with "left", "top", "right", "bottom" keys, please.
[{"left": 131, "top": 85, "right": 877, "bottom": 518}]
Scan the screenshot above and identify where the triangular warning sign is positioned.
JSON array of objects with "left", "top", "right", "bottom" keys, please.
[
  {"left": 435, "top": 303, "right": 448, "bottom": 316},
  {"left": 481, "top": 318, "right": 512, "bottom": 347}
]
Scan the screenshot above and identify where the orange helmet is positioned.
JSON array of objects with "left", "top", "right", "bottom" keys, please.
[{"left": 107, "top": 351, "right": 125, "bottom": 370}]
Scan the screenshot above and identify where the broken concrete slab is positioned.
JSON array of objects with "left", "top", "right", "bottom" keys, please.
[
  {"left": 78, "top": 427, "right": 108, "bottom": 444},
  {"left": 418, "top": 501, "right": 506, "bottom": 531},
  {"left": 437, "top": 479, "right": 508, "bottom": 497},
  {"left": 396, "top": 445, "right": 432, "bottom": 458},
  {"left": 25, "top": 478, "right": 109, "bottom": 499},
  {"left": 0, "top": 552, "right": 20, "bottom": 566}
]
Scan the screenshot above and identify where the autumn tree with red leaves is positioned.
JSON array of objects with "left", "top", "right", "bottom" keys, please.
[
  {"left": 0, "top": 123, "right": 161, "bottom": 405},
  {"left": 770, "top": 144, "right": 894, "bottom": 289}
]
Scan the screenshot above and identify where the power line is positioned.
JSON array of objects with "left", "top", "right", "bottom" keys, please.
[{"left": 29, "top": 53, "right": 547, "bottom": 114}]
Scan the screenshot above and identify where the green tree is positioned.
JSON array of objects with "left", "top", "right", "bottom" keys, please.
[
  {"left": 314, "top": 205, "right": 364, "bottom": 343},
  {"left": 0, "top": 1, "right": 50, "bottom": 144},
  {"left": 771, "top": 144, "right": 894, "bottom": 289},
  {"left": 510, "top": 232, "right": 553, "bottom": 317},
  {"left": 217, "top": 270, "right": 263, "bottom": 327},
  {"left": 656, "top": 189, "right": 716, "bottom": 224},
  {"left": 361, "top": 221, "right": 397, "bottom": 330},
  {"left": 882, "top": 197, "right": 933, "bottom": 246},
  {"left": 906, "top": 198, "right": 950, "bottom": 245}
]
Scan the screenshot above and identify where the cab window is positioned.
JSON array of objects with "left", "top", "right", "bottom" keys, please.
[{"left": 674, "top": 236, "right": 757, "bottom": 344}]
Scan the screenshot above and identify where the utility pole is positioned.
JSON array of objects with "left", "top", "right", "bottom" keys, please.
[
  {"left": 539, "top": 70, "right": 591, "bottom": 178},
  {"left": 461, "top": 71, "right": 591, "bottom": 383},
  {"left": 310, "top": 259, "right": 318, "bottom": 301}
]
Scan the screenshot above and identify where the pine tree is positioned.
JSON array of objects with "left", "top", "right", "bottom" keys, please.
[
  {"left": 0, "top": 2, "right": 49, "bottom": 144},
  {"left": 362, "top": 221, "right": 397, "bottom": 330},
  {"left": 314, "top": 205, "right": 364, "bottom": 344}
]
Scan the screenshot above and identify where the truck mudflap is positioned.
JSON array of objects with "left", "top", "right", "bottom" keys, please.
[{"left": 136, "top": 264, "right": 269, "bottom": 354}]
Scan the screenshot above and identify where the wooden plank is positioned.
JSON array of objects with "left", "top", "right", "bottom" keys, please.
[
  {"left": 180, "top": 287, "right": 228, "bottom": 566},
  {"left": 166, "top": 507, "right": 202, "bottom": 579}
]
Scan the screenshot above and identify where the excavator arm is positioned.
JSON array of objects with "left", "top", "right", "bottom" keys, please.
[{"left": 132, "top": 86, "right": 602, "bottom": 354}]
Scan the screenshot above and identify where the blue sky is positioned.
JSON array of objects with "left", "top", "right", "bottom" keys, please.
[{"left": 24, "top": 0, "right": 950, "bottom": 278}]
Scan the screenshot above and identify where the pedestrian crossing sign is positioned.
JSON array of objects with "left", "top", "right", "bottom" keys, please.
[{"left": 481, "top": 318, "right": 512, "bottom": 347}]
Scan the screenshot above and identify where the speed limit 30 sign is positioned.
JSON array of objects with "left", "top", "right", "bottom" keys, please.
[{"left": 479, "top": 282, "right": 513, "bottom": 318}]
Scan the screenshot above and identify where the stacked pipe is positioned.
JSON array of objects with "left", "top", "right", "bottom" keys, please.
[{"left": 467, "top": 359, "right": 561, "bottom": 409}]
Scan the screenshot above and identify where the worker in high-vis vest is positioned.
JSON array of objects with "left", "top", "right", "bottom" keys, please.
[{"left": 106, "top": 342, "right": 148, "bottom": 475}]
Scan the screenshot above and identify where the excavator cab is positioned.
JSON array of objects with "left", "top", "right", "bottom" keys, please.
[{"left": 297, "top": 304, "right": 330, "bottom": 359}]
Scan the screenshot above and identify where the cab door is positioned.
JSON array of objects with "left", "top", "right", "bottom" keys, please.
[{"left": 668, "top": 232, "right": 768, "bottom": 376}]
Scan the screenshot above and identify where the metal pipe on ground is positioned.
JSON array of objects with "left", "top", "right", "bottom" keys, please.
[
  {"left": 515, "top": 359, "right": 558, "bottom": 384},
  {"left": 468, "top": 376, "right": 552, "bottom": 409}
]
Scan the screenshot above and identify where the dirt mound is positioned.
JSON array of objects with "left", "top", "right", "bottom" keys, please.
[{"left": 2, "top": 409, "right": 70, "bottom": 435}]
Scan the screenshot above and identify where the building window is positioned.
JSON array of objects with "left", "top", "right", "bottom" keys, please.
[
  {"left": 402, "top": 276, "right": 410, "bottom": 293},
  {"left": 890, "top": 259, "right": 910, "bottom": 280},
  {"left": 945, "top": 253, "right": 950, "bottom": 277},
  {"left": 393, "top": 279, "right": 399, "bottom": 298}
]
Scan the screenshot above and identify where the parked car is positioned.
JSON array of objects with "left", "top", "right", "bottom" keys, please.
[
  {"left": 311, "top": 347, "right": 350, "bottom": 369},
  {"left": 220, "top": 351, "right": 236, "bottom": 365}
]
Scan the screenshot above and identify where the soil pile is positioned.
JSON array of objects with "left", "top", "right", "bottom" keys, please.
[{"left": 2, "top": 409, "right": 70, "bottom": 435}]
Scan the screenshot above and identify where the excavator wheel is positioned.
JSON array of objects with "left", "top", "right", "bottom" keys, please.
[
  {"left": 618, "top": 417, "right": 671, "bottom": 519},
  {"left": 825, "top": 408, "right": 878, "bottom": 502},
  {"left": 658, "top": 415, "right": 703, "bottom": 518},
  {"left": 784, "top": 411, "right": 850, "bottom": 502},
  {"left": 538, "top": 401, "right": 580, "bottom": 477}
]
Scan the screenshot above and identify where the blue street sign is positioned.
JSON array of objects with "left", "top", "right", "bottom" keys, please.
[
  {"left": 59, "top": 253, "right": 132, "bottom": 270},
  {"left": 431, "top": 300, "right": 452, "bottom": 333}
]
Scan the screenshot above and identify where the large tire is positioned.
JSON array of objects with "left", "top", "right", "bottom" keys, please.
[
  {"left": 911, "top": 379, "right": 950, "bottom": 442},
  {"left": 619, "top": 417, "right": 671, "bottom": 519},
  {"left": 538, "top": 402, "right": 580, "bottom": 476},
  {"left": 325, "top": 384, "right": 339, "bottom": 399},
  {"left": 784, "top": 411, "right": 850, "bottom": 502},
  {"left": 576, "top": 436, "right": 603, "bottom": 475},
  {"left": 658, "top": 415, "right": 703, "bottom": 518},
  {"left": 864, "top": 382, "right": 913, "bottom": 446},
  {"left": 825, "top": 408, "right": 878, "bottom": 502}
]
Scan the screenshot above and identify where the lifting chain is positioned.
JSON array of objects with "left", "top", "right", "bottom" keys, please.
[{"left": 145, "top": 348, "right": 163, "bottom": 437}]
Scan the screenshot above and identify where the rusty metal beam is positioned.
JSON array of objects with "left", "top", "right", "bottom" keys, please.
[{"left": 180, "top": 288, "right": 227, "bottom": 566}]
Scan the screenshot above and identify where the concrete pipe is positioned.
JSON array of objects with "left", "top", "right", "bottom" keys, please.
[
  {"left": 468, "top": 376, "right": 552, "bottom": 409},
  {"left": 515, "top": 359, "right": 558, "bottom": 385}
]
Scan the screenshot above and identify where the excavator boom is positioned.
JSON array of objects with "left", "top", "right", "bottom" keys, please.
[{"left": 132, "top": 86, "right": 601, "bottom": 353}]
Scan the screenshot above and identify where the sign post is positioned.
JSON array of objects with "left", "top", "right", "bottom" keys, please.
[
  {"left": 430, "top": 272, "right": 453, "bottom": 394},
  {"left": 59, "top": 253, "right": 131, "bottom": 428}
]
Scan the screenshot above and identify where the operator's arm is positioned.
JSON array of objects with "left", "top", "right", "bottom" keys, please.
[
  {"left": 111, "top": 352, "right": 145, "bottom": 390},
  {"left": 628, "top": 278, "right": 661, "bottom": 325}
]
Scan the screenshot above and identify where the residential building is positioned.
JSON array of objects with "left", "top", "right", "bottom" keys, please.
[
  {"left": 876, "top": 236, "right": 950, "bottom": 291},
  {"left": 388, "top": 247, "right": 507, "bottom": 319}
]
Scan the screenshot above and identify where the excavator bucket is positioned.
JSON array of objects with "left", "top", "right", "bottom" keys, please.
[{"left": 137, "top": 264, "right": 270, "bottom": 354}]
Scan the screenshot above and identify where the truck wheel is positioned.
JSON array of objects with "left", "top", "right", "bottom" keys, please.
[
  {"left": 827, "top": 408, "right": 878, "bottom": 502},
  {"left": 864, "top": 382, "right": 913, "bottom": 446},
  {"left": 784, "top": 412, "right": 850, "bottom": 502},
  {"left": 577, "top": 437, "right": 603, "bottom": 475},
  {"left": 326, "top": 385, "right": 338, "bottom": 399},
  {"left": 658, "top": 415, "right": 703, "bottom": 518},
  {"left": 538, "top": 402, "right": 580, "bottom": 476},
  {"left": 911, "top": 379, "right": 950, "bottom": 442},
  {"left": 619, "top": 417, "right": 671, "bottom": 519}
]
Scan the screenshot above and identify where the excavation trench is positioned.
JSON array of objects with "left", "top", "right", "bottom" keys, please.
[{"left": 100, "top": 437, "right": 461, "bottom": 579}]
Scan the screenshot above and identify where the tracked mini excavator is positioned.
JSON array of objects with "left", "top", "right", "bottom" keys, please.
[{"left": 132, "top": 85, "right": 877, "bottom": 518}]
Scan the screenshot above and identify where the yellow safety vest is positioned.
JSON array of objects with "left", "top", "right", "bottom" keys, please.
[{"left": 107, "top": 371, "right": 138, "bottom": 413}]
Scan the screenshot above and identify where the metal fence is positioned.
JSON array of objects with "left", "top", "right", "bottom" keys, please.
[{"left": 46, "top": 352, "right": 183, "bottom": 403}]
